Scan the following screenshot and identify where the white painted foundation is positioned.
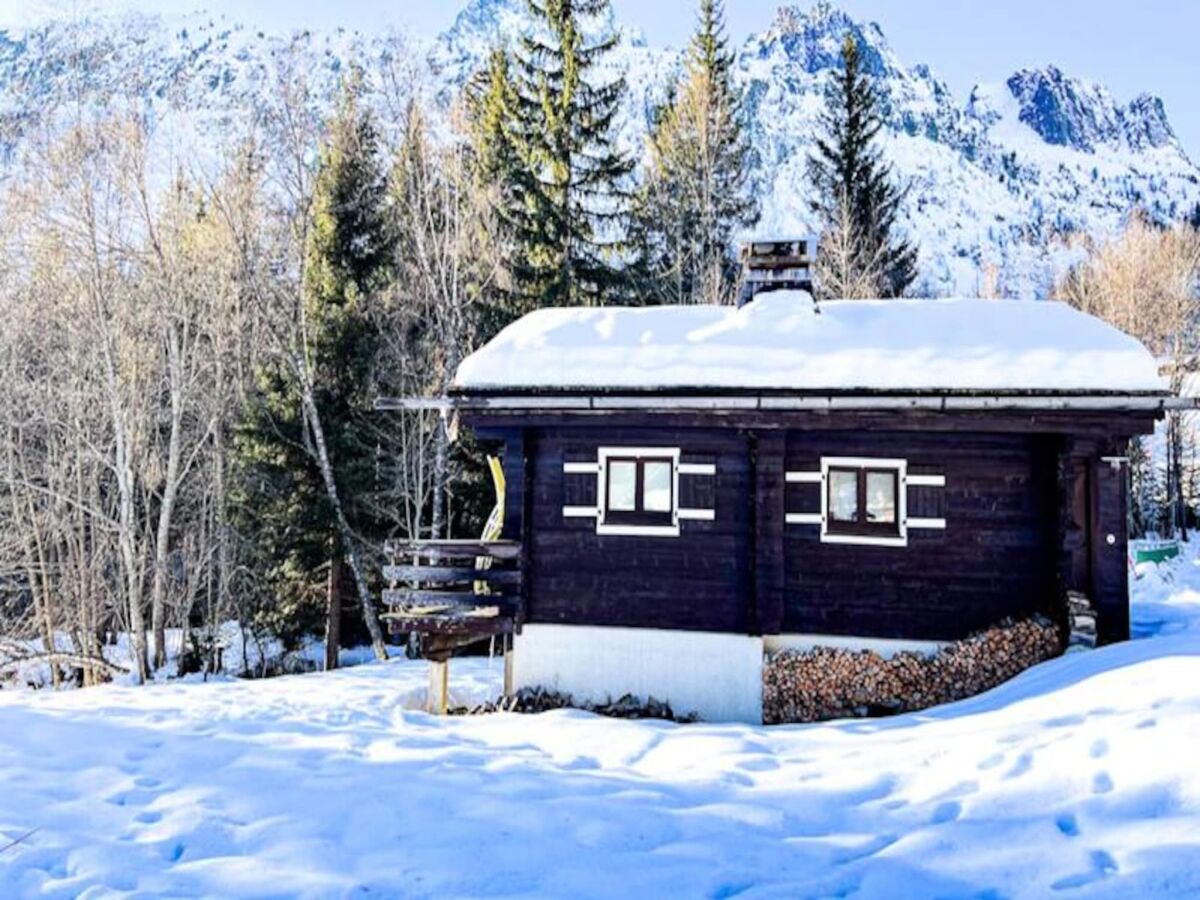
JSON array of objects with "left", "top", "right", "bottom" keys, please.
[
  {"left": 512, "top": 627, "right": 950, "bottom": 723},
  {"left": 513, "top": 624, "right": 763, "bottom": 724}
]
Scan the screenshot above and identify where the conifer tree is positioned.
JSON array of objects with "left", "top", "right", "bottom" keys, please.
[
  {"left": 234, "top": 72, "right": 394, "bottom": 665},
  {"left": 634, "top": 0, "right": 757, "bottom": 305},
  {"left": 509, "top": 0, "right": 633, "bottom": 307},
  {"left": 808, "top": 34, "right": 917, "bottom": 298},
  {"left": 465, "top": 48, "right": 531, "bottom": 338},
  {"left": 469, "top": 49, "right": 523, "bottom": 209}
]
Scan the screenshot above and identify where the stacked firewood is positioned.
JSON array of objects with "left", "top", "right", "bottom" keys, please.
[
  {"left": 451, "top": 687, "right": 699, "bottom": 722},
  {"left": 763, "top": 615, "right": 1063, "bottom": 725},
  {"left": 1066, "top": 591, "right": 1098, "bottom": 649}
]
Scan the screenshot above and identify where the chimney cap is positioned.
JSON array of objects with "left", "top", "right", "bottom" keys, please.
[{"left": 739, "top": 237, "right": 815, "bottom": 260}]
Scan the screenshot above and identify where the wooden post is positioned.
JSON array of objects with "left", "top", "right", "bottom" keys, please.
[
  {"left": 1090, "top": 447, "right": 1131, "bottom": 644},
  {"left": 503, "top": 639, "right": 515, "bottom": 697},
  {"left": 427, "top": 660, "right": 449, "bottom": 715}
]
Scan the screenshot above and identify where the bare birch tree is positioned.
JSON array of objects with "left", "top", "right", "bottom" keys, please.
[
  {"left": 813, "top": 189, "right": 888, "bottom": 301},
  {"left": 1057, "top": 210, "right": 1200, "bottom": 536}
]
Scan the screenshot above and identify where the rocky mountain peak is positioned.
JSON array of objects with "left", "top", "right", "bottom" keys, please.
[
  {"left": 0, "top": 1, "right": 1195, "bottom": 297},
  {"left": 759, "top": 2, "right": 893, "bottom": 77},
  {"left": 1004, "top": 65, "right": 1126, "bottom": 152},
  {"left": 1124, "top": 92, "right": 1176, "bottom": 152},
  {"left": 1001, "top": 63, "right": 1177, "bottom": 155}
]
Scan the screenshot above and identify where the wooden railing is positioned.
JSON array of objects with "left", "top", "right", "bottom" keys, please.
[
  {"left": 383, "top": 539, "right": 522, "bottom": 713},
  {"left": 381, "top": 539, "right": 522, "bottom": 641}
]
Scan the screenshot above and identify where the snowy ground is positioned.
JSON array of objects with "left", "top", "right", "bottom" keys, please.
[
  {"left": 5, "top": 622, "right": 389, "bottom": 690},
  {"left": 3, "top": 560, "right": 1200, "bottom": 897}
]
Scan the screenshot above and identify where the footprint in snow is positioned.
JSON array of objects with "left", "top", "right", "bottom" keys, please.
[
  {"left": 1089, "top": 739, "right": 1109, "bottom": 759},
  {"left": 108, "top": 788, "right": 158, "bottom": 808},
  {"left": 1050, "top": 850, "right": 1118, "bottom": 891},
  {"left": 564, "top": 756, "right": 600, "bottom": 771},
  {"left": 721, "top": 771, "right": 755, "bottom": 788},
  {"left": 1044, "top": 714, "right": 1084, "bottom": 728},
  {"left": 134, "top": 810, "right": 162, "bottom": 825},
  {"left": 1092, "top": 772, "right": 1114, "bottom": 795},
  {"left": 934, "top": 780, "right": 979, "bottom": 801},
  {"left": 1055, "top": 813, "right": 1080, "bottom": 837},
  {"left": 978, "top": 753, "right": 1005, "bottom": 771},
  {"left": 1003, "top": 752, "right": 1034, "bottom": 779},
  {"left": 930, "top": 801, "right": 962, "bottom": 825},
  {"left": 736, "top": 757, "right": 779, "bottom": 773},
  {"left": 711, "top": 880, "right": 754, "bottom": 899}
]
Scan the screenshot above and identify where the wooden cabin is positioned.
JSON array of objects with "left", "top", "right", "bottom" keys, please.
[{"left": 385, "top": 289, "right": 1170, "bottom": 723}]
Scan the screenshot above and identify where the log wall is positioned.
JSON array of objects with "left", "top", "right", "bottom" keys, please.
[
  {"left": 470, "top": 411, "right": 1153, "bottom": 644},
  {"left": 526, "top": 426, "right": 752, "bottom": 633},
  {"left": 780, "top": 431, "right": 1059, "bottom": 641}
]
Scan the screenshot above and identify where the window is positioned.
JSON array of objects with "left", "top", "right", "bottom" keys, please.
[
  {"left": 597, "top": 448, "right": 681, "bottom": 536},
  {"left": 821, "top": 457, "right": 907, "bottom": 546},
  {"left": 827, "top": 466, "right": 899, "bottom": 536},
  {"left": 604, "top": 455, "right": 675, "bottom": 526}
]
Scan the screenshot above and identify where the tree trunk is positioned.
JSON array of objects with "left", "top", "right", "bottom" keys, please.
[
  {"left": 101, "top": 319, "right": 148, "bottom": 682},
  {"left": 32, "top": 531, "right": 61, "bottom": 689},
  {"left": 431, "top": 412, "right": 450, "bottom": 540},
  {"left": 324, "top": 551, "right": 342, "bottom": 671},
  {"left": 151, "top": 322, "right": 186, "bottom": 671},
  {"left": 300, "top": 385, "right": 388, "bottom": 661},
  {"left": 1172, "top": 411, "right": 1189, "bottom": 541},
  {"left": 117, "top": 442, "right": 149, "bottom": 682}
]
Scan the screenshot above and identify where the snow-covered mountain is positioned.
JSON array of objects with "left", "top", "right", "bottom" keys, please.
[{"left": 1, "top": 0, "right": 1197, "bottom": 296}]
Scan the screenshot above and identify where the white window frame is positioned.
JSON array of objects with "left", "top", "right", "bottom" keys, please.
[
  {"left": 820, "top": 456, "right": 909, "bottom": 548},
  {"left": 596, "top": 446, "right": 682, "bottom": 537}
]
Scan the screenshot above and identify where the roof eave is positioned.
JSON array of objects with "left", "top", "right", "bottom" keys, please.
[{"left": 378, "top": 389, "right": 1180, "bottom": 414}]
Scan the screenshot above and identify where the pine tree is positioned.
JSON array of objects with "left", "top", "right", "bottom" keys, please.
[
  {"left": 509, "top": 0, "right": 633, "bottom": 307},
  {"left": 466, "top": 47, "right": 532, "bottom": 338},
  {"left": 469, "top": 49, "right": 523, "bottom": 209},
  {"left": 234, "top": 72, "right": 395, "bottom": 664},
  {"left": 634, "top": 0, "right": 757, "bottom": 305},
  {"left": 808, "top": 34, "right": 917, "bottom": 298}
]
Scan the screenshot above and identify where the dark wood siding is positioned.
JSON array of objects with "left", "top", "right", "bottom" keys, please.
[
  {"left": 782, "top": 431, "right": 1059, "bottom": 641},
  {"left": 468, "top": 409, "right": 1154, "bottom": 644},
  {"left": 526, "top": 427, "right": 752, "bottom": 632},
  {"left": 1089, "top": 445, "right": 1131, "bottom": 644}
]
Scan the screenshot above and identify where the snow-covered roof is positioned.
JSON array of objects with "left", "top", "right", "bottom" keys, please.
[{"left": 454, "top": 292, "right": 1166, "bottom": 395}]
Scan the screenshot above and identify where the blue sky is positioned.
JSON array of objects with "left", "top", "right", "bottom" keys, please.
[{"left": 6, "top": 0, "right": 1198, "bottom": 155}]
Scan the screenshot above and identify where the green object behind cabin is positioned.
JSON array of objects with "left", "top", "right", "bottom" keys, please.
[{"left": 1134, "top": 542, "right": 1181, "bottom": 565}]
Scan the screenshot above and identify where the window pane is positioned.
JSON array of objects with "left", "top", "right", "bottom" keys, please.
[
  {"left": 608, "top": 461, "right": 637, "bottom": 511},
  {"left": 866, "top": 471, "right": 896, "bottom": 524},
  {"left": 642, "top": 461, "right": 672, "bottom": 512},
  {"left": 829, "top": 470, "right": 858, "bottom": 522}
]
